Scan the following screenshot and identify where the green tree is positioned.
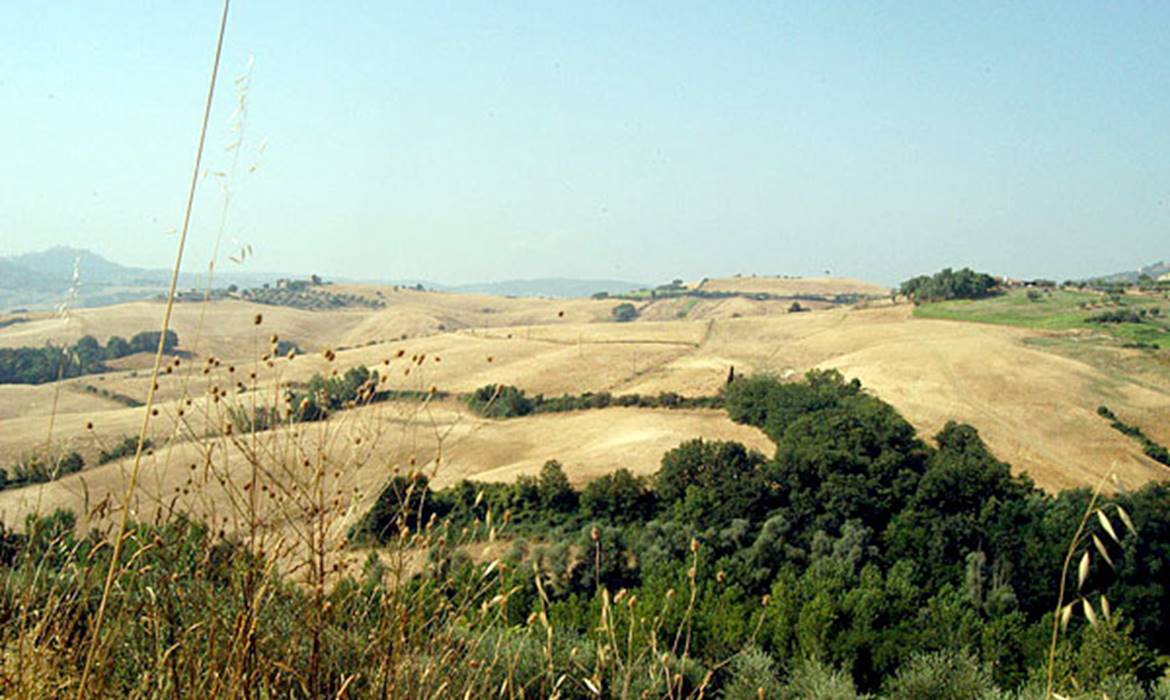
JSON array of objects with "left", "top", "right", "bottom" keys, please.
[
  {"left": 537, "top": 460, "right": 577, "bottom": 513},
  {"left": 581, "top": 469, "right": 655, "bottom": 523},
  {"left": 611, "top": 303, "right": 638, "bottom": 322},
  {"left": 105, "top": 335, "right": 131, "bottom": 359}
]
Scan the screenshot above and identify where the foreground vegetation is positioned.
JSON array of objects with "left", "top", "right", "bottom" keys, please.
[
  {"left": 345, "top": 371, "right": 1170, "bottom": 698},
  {"left": 3, "top": 364, "right": 1170, "bottom": 698}
]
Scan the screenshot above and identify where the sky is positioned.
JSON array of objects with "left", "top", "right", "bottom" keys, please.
[{"left": 1, "top": 2, "right": 1168, "bottom": 286}]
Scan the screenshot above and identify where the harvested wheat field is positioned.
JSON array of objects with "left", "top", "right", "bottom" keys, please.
[{"left": 2, "top": 282, "right": 1169, "bottom": 541}]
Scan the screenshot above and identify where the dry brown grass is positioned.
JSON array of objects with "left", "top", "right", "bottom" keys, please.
[{"left": 4, "top": 291, "right": 1169, "bottom": 499}]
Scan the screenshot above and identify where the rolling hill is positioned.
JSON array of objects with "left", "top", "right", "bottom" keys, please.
[{"left": 1, "top": 273, "right": 1167, "bottom": 544}]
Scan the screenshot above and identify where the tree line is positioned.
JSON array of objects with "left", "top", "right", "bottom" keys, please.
[
  {"left": 465, "top": 383, "right": 723, "bottom": 419},
  {"left": 0, "top": 330, "right": 179, "bottom": 384}
]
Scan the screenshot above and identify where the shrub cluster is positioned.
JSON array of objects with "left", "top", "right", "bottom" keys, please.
[
  {"left": 98, "top": 436, "right": 155, "bottom": 465},
  {"left": 900, "top": 267, "right": 999, "bottom": 303},
  {"left": 0, "top": 330, "right": 179, "bottom": 384},
  {"left": 465, "top": 384, "right": 723, "bottom": 419},
  {"left": 1087, "top": 308, "right": 1160, "bottom": 324}
]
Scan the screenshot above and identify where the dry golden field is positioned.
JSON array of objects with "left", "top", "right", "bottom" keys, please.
[{"left": 1, "top": 275, "right": 1167, "bottom": 541}]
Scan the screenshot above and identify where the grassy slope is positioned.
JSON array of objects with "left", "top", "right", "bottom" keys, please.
[{"left": 913, "top": 288, "right": 1170, "bottom": 346}]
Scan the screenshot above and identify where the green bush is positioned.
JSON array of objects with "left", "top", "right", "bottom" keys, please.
[
  {"left": 612, "top": 302, "right": 638, "bottom": 322},
  {"left": 467, "top": 384, "right": 534, "bottom": 418}
]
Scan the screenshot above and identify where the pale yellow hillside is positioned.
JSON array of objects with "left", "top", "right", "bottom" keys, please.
[
  {"left": 697, "top": 275, "right": 891, "bottom": 297},
  {"left": 0, "top": 400, "right": 770, "bottom": 542},
  {"left": 2, "top": 280, "right": 1168, "bottom": 541}
]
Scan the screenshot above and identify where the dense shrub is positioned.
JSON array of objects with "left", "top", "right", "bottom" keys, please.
[
  {"left": 466, "top": 384, "right": 534, "bottom": 418},
  {"left": 900, "top": 268, "right": 998, "bottom": 303},
  {"left": 1087, "top": 309, "right": 1148, "bottom": 324},
  {"left": 98, "top": 436, "right": 154, "bottom": 465},
  {"left": 612, "top": 302, "right": 638, "bottom": 322}
]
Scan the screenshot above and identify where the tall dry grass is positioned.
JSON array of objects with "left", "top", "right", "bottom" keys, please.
[{"left": 0, "top": 6, "right": 761, "bottom": 698}]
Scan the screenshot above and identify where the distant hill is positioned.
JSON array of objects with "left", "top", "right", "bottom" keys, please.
[
  {"left": 0, "top": 247, "right": 648, "bottom": 310},
  {"left": 0, "top": 247, "right": 288, "bottom": 312},
  {"left": 5, "top": 246, "right": 168, "bottom": 286},
  {"left": 0, "top": 259, "right": 55, "bottom": 289},
  {"left": 1090, "top": 260, "right": 1170, "bottom": 284},
  {"left": 446, "top": 278, "right": 645, "bottom": 298}
]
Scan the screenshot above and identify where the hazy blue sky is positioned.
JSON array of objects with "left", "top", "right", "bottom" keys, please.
[{"left": 2, "top": 2, "right": 1168, "bottom": 285}]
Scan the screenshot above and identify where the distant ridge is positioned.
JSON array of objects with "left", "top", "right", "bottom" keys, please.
[
  {"left": 1089, "top": 260, "right": 1170, "bottom": 284},
  {"left": 0, "top": 247, "right": 645, "bottom": 310},
  {"left": 0, "top": 247, "right": 286, "bottom": 312},
  {"left": 445, "top": 278, "right": 645, "bottom": 298}
]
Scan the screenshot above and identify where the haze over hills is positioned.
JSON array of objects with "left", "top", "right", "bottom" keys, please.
[
  {"left": 0, "top": 247, "right": 648, "bottom": 311},
  {"left": 1092, "top": 260, "right": 1170, "bottom": 284},
  {"left": 0, "top": 247, "right": 286, "bottom": 311}
]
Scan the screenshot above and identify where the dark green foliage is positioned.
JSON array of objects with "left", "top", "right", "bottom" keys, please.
[
  {"left": 885, "top": 422, "right": 1036, "bottom": 586},
  {"left": 581, "top": 469, "right": 656, "bottom": 524},
  {"left": 537, "top": 460, "right": 578, "bottom": 513},
  {"left": 900, "top": 267, "right": 998, "bottom": 303},
  {"left": 350, "top": 473, "right": 436, "bottom": 541},
  {"left": 274, "top": 338, "right": 302, "bottom": 356},
  {"left": 0, "top": 330, "right": 181, "bottom": 384},
  {"left": 466, "top": 384, "right": 534, "bottom": 418},
  {"left": 466, "top": 385, "right": 723, "bottom": 419},
  {"left": 104, "top": 335, "right": 131, "bottom": 358},
  {"left": 98, "top": 436, "right": 154, "bottom": 465},
  {"left": 656, "top": 439, "right": 772, "bottom": 528},
  {"left": 129, "top": 329, "right": 180, "bottom": 354},
  {"left": 724, "top": 369, "right": 861, "bottom": 440},
  {"left": 1087, "top": 308, "right": 1149, "bottom": 324},
  {"left": 353, "top": 462, "right": 585, "bottom": 544},
  {"left": 289, "top": 365, "right": 379, "bottom": 421},
  {"left": 767, "top": 376, "right": 930, "bottom": 540},
  {"left": 611, "top": 302, "right": 638, "bottom": 322}
]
